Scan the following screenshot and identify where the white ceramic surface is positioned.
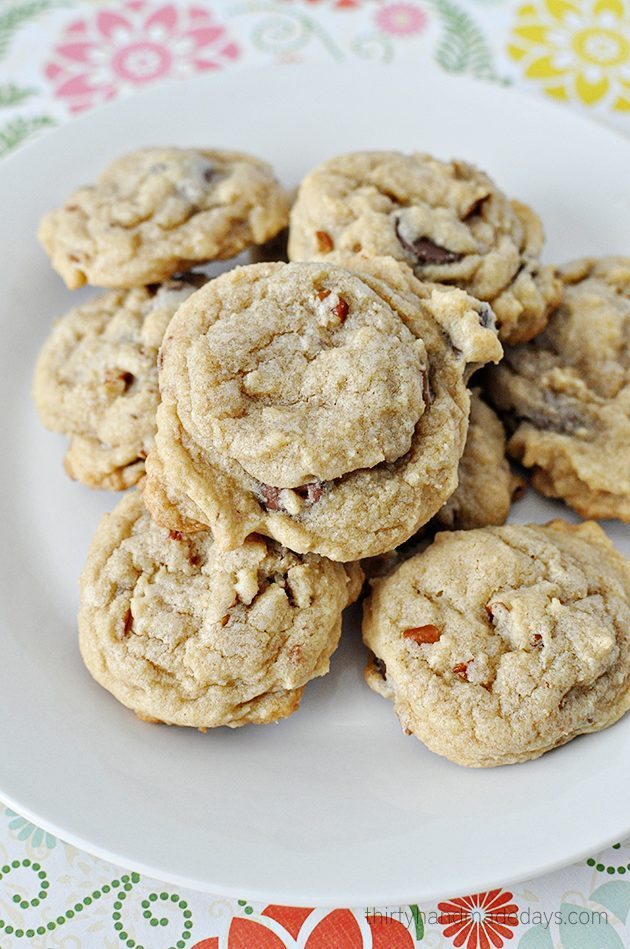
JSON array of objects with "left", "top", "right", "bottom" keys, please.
[{"left": 0, "top": 63, "right": 629, "bottom": 907}]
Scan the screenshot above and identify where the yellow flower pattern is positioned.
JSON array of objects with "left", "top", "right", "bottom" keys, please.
[{"left": 508, "top": 0, "right": 630, "bottom": 111}]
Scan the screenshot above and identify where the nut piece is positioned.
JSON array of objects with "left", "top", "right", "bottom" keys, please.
[
  {"left": 403, "top": 624, "right": 441, "bottom": 644},
  {"left": 315, "top": 230, "right": 334, "bottom": 253}
]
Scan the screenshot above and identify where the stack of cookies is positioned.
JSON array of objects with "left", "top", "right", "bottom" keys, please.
[{"left": 34, "top": 146, "right": 630, "bottom": 767}]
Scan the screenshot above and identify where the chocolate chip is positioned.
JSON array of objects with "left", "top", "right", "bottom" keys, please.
[
  {"left": 260, "top": 485, "right": 283, "bottom": 512},
  {"left": 203, "top": 166, "right": 216, "bottom": 183},
  {"left": 372, "top": 655, "right": 387, "bottom": 679},
  {"left": 395, "top": 220, "right": 462, "bottom": 266},
  {"left": 295, "top": 481, "right": 324, "bottom": 504}
]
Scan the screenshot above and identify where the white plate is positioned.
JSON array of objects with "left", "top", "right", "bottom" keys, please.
[{"left": 1, "top": 63, "right": 629, "bottom": 907}]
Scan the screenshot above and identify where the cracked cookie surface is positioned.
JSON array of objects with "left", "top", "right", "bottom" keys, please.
[
  {"left": 79, "top": 491, "right": 362, "bottom": 728},
  {"left": 487, "top": 257, "right": 630, "bottom": 521},
  {"left": 288, "top": 151, "right": 561, "bottom": 345},
  {"left": 39, "top": 147, "right": 290, "bottom": 288},
  {"left": 144, "top": 256, "right": 502, "bottom": 561},
  {"left": 363, "top": 520, "right": 630, "bottom": 767},
  {"left": 33, "top": 276, "right": 205, "bottom": 490}
]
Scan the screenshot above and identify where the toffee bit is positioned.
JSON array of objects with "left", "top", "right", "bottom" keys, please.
[
  {"left": 169, "top": 530, "right": 184, "bottom": 541},
  {"left": 403, "top": 624, "right": 441, "bottom": 645},
  {"left": 333, "top": 297, "right": 349, "bottom": 322},
  {"left": 531, "top": 634, "right": 543, "bottom": 647},
  {"left": 317, "top": 288, "right": 331, "bottom": 300},
  {"left": 453, "top": 662, "right": 468, "bottom": 681},
  {"left": 220, "top": 614, "right": 230, "bottom": 628},
  {"left": 315, "top": 230, "right": 334, "bottom": 253}
]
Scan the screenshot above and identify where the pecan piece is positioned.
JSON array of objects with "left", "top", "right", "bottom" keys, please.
[
  {"left": 452, "top": 662, "right": 468, "bottom": 681},
  {"left": 403, "top": 624, "right": 441, "bottom": 644}
]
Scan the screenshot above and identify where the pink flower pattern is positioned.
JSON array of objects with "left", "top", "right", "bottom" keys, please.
[
  {"left": 44, "top": 1, "right": 239, "bottom": 112},
  {"left": 375, "top": 2, "right": 428, "bottom": 36}
]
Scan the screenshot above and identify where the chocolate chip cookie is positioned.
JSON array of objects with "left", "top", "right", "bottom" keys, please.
[
  {"left": 361, "top": 392, "right": 521, "bottom": 580},
  {"left": 363, "top": 520, "right": 630, "bottom": 767},
  {"left": 144, "top": 256, "right": 502, "bottom": 561},
  {"left": 33, "top": 276, "right": 205, "bottom": 490},
  {"left": 487, "top": 256, "right": 630, "bottom": 522},
  {"left": 288, "top": 151, "right": 561, "bottom": 345},
  {"left": 39, "top": 148, "right": 290, "bottom": 289},
  {"left": 434, "top": 390, "right": 522, "bottom": 531},
  {"left": 79, "top": 491, "right": 362, "bottom": 729}
]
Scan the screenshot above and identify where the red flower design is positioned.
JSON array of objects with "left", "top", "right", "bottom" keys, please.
[
  {"left": 44, "top": 1, "right": 239, "bottom": 112},
  {"left": 194, "top": 904, "right": 415, "bottom": 948},
  {"left": 438, "top": 889, "right": 519, "bottom": 949}
]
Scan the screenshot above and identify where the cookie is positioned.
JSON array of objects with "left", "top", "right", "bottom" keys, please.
[
  {"left": 363, "top": 520, "right": 630, "bottom": 767},
  {"left": 434, "top": 390, "right": 522, "bottom": 531},
  {"left": 144, "top": 256, "right": 502, "bottom": 561},
  {"left": 39, "top": 148, "right": 290, "bottom": 289},
  {"left": 361, "top": 392, "right": 521, "bottom": 580},
  {"left": 79, "top": 491, "right": 362, "bottom": 729},
  {"left": 486, "top": 257, "right": 630, "bottom": 522},
  {"left": 33, "top": 276, "right": 205, "bottom": 490},
  {"left": 288, "top": 151, "right": 561, "bottom": 345}
]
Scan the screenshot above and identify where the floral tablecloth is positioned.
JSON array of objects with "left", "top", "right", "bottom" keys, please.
[{"left": 1, "top": 0, "right": 630, "bottom": 946}]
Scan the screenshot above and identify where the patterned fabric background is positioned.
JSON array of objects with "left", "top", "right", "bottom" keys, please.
[{"left": 1, "top": 0, "right": 629, "bottom": 945}]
